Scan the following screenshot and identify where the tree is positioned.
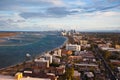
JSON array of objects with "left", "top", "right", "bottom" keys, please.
[
  {"left": 103, "top": 51, "right": 111, "bottom": 60},
  {"left": 65, "top": 67, "right": 74, "bottom": 80},
  {"left": 58, "top": 67, "right": 74, "bottom": 80}
]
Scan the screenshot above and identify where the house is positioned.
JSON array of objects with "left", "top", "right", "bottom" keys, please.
[
  {"left": 115, "top": 44, "right": 120, "bottom": 49},
  {"left": 45, "top": 66, "right": 65, "bottom": 76},
  {"left": 73, "top": 70, "right": 81, "bottom": 80},
  {"left": 84, "top": 72, "right": 94, "bottom": 79},
  {"left": 110, "top": 60, "right": 120, "bottom": 65},
  {"left": 21, "top": 77, "right": 51, "bottom": 80},
  {"left": 80, "top": 40, "right": 88, "bottom": 45},
  {"left": 62, "top": 50, "right": 72, "bottom": 56},
  {"left": 0, "top": 75, "right": 51, "bottom": 80},
  {"left": 68, "top": 56, "right": 82, "bottom": 62},
  {"left": 75, "top": 63, "right": 99, "bottom": 71},
  {"left": 23, "top": 68, "right": 33, "bottom": 77},
  {"left": 117, "top": 67, "right": 120, "bottom": 79},
  {"left": 56, "top": 65, "right": 65, "bottom": 75},
  {"left": 52, "top": 57, "right": 60, "bottom": 63}
]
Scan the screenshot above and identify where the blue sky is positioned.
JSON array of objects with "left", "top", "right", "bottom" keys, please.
[{"left": 0, "top": 0, "right": 120, "bottom": 31}]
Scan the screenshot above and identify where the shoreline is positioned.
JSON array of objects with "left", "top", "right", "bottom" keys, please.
[
  {"left": 27, "top": 36, "right": 68, "bottom": 61},
  {"left": 0, "top": 36, "right": 68, "bottom": 74}
]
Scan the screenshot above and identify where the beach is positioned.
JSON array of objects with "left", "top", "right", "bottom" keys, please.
[
  {"left": 0, "top": 32, "right": 18, "bottom": 38},
  {"left": 0, "top": 32, "right": 18, "bottom": 43}
]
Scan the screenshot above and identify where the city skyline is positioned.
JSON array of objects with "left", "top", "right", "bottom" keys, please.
[{"left": 0, "top": 0, "right": 120, "bottom": 31}]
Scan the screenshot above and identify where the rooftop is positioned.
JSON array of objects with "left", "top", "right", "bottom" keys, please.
[
  {"left": 0, "top": 75, "right": 50, "bottom": 80},
  {"left": 75, "top": 63, "right": 98, "bottom": 67}
]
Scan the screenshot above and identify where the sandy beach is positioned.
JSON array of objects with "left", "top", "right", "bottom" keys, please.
[{"left": 0, "top": 32, "right": 18, "bottom": 38}]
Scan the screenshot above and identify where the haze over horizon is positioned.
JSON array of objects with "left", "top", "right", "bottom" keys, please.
[{"left": 0, "top": 0, "right": 120, "bottom": 31}]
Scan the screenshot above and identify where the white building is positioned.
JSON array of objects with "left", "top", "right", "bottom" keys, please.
[
  {"left": 53, "top": 57, "right": 60, "bottom": 63},
  {"left": 66, "top": 44, "right": 81, "bottom": 51},
  {"left": 43, "top": 54, "right": 53, "bottom": 63},
  {"left": 61, "top": 31, "right": 67, "bottom": 36},
  {"left": 34, "top": 58, "right": 49, "bottom": 68},
  {"left": 84, "top": 72, "right": 94, "bottom": 78},
  {"left": 53, "top": 49, "right": 62, "bottom": 57}
]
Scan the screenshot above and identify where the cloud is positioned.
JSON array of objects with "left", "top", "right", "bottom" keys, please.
[
  {"left": 1, "top": 0, "right": 120, "bottom": 18},
  {"left": 0, "top": 0, "right": 120, "bottom": 31},
  {"left": 7, "top": 19, "right": 25, "bottom": 23},
  {"left": 0, "top": 0, "right": 64, "bottom": 11},
  {"left": 0, "top": 20, "right": 8, "bottom": 26},
  {"left": 66, "top": 0, "right": 86, "bottom": 6},
  {"left": 46, "top": 7, "right": 77, "bottom": 17},
  {"left": 20, "top": 12, "right": 46, "bottom": 19},
  {"left": 77, "top": 0, "right": 120, "bottom": 13},
  {"left": 43, "top": 0, "right": 64, "bottom": 6},
  {"left": 0, "top": 13, "right": 27, "bottom": 31},
  {"left": 83, "top": 11, "right": 120, "bottom": 17},
  {"left": 20, "top": 7, "right": 79, "bottom": 18},
  {"left": 0, "top": 19, "right": 21, "bottom": 31}
]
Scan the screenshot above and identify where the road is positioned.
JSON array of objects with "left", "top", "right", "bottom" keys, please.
[{"left": 93, "top": 47, "right": 118, "bottom": 80}]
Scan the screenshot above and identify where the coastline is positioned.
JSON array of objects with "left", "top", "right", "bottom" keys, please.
[
  {"left": 0, "top": 35, "right": 68, "bottom": 75},
  {"left": 0, "top": 32, "right": 18, "bottom": 38},
  {"left": 27, "top": 36, "right": 68, "bottom": 62}
]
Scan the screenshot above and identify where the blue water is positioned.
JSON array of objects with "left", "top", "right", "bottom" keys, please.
[{"left": 0, "top": 32, "right": 66, "bottom": 68}]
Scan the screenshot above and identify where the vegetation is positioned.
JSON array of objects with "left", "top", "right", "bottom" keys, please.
[
  {"left": 58, "top": 67, "right": 74, "bottom": 80},
  {"left": 102, "top": 51, "right": 111, "bottom": 60},
  {"left": 109, "top": 52, "right": 120, "bottom": 60},
  {"left": 65, "top": 67, "right": 74, "bottom": 80}
]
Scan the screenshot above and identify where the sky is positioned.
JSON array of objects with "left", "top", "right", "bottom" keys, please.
[{"left": 0, "top": 0, "right": 120, "bottom": 31}]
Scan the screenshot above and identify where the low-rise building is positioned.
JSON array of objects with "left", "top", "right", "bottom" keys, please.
[
  {"left": 53, "top": 49, "right": 62, "bottom": 57},
  {"left": 110, "top": 60, "right": 120, "bottom": 65},
  {"left": 84, "top": 72, "right": 94, "bottom": 79},
  {"left": 45, "top": 66, "right": 65, "bottom": 76},
  {"left": 43, "top": 54, "right": 53, "bottom": 64},
  {"left": 52, "top": 57, "right": 60, "bottom": 63},
  {"left": 115, "top": 44, "right": 120, "bottom": 49},
  {"left": 117, "top": 67, "right": 120, "bottom": 79},
  {"left": 73, "top": 70, "right": 81, "bottom": 80},
  {"left": 80, "top": 40, "right": 88, "bottom": 45},
  {"left": 66, "top": 44, "right": 81, "bottom": 51},
  {"left": 34, "top": 58, "right": 49, "bottom": 68},
  {"left": 61, "top": 31, "right": 67, "bottom": 36},
  {"left": 0, "top": 75, "right": 51, "bottom": 80},
  {"left": 62, "top": 50, "right": 72, "bottom": 56},
  {"left": 75, "top": 63, "right": 99, "bottom": 71},
  {"left": 68, "top": 56, "right": 82, "bottom": 62}
]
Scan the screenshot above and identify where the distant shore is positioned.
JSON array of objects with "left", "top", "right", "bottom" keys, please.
[
  {"left": 0, "top": 32, "right": 18, "bottom": 38},
  {"left": 0, "top": 32, "right": 19, "bottom": 43}
]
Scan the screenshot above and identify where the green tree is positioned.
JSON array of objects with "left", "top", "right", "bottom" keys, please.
[
  {"left": 65, "top": 67, "right": 74, "bottom": 80},
  {"left": 103, "top": 51, "right": 111, "bottom": 60}
]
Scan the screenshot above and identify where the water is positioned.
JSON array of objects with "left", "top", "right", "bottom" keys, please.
[{"left": 0, "top": 32, "right": 66, "bottom": 68}]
